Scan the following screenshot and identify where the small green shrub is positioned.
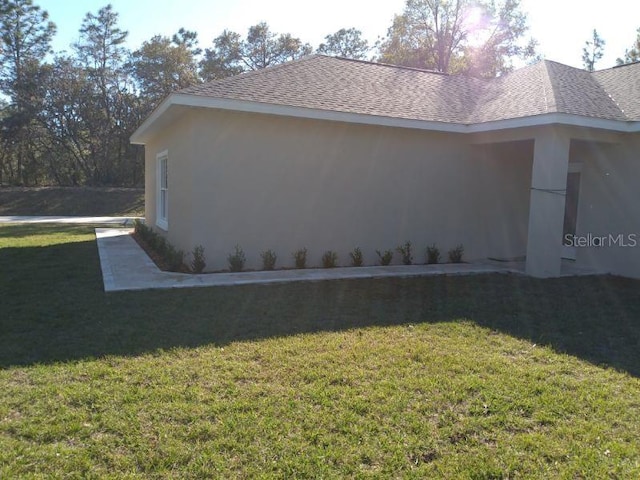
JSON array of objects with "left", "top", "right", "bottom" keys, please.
[
  {"left": 166, "top": 244, "right": 185, "bottom": 271},
  {"left": 293, "top": 248, "right": 308, "bottom": 269},
  {"left": 134, "top": 219, "right": 186, "bottom": 272},
  {"left": 260, "top": 249, "right": 277, "bottom": 271},
  {"left": 375, "top": 249, "right": 393, "bottom": 266},
  {"left": 148, "top": 231, "right": 167, "bottom": 253},
  {"left": 135, "top": 219, "right": 164, "bottom": 252},
  {"left": 426, "top": 244, "right": 441, "bottom": 264},
  {"left": 227, "top": 244, "right": 246, "bottom": 272},
  {"left": 448, "top": 244, "right": 464, "bottom": 263},
  {"left": 190, "top": 245, "right": 206, "bottom": 273},
  {"left": 349, "top": 247, "right": 364, "bottom": 267},
  {"left": 396, "top": 241, "right": 413, "bottom": 265},
  {"left": 133, "top": 219, "right": 150, "bottom": 239},
  {"left": 322, "top": 250, "right": 338, "bottom": 268}
]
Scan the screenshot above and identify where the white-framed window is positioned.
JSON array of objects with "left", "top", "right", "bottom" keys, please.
[{"left": 156, "top": 150, "right": 169, "bottom": 230}]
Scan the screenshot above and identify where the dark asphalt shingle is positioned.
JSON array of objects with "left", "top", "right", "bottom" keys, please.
[
  {"left": 592, "top": 61, "right": 640, "bottom": 120},
  {"left": 179, "top": 55, "right": 639, "bottom": 125}
]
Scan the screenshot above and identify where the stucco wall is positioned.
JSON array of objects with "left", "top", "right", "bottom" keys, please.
[
  {"left": 574, "top": 135, "right": 640, "bottom": 278},
  {"left": 473, "top": 140, "right": 532, "bottom": 261},
  {"left": 144, "top": 109, "right": 195, "bottom": 250},
  {"left": 145, "top": 109, "right": 533, "bottom": 271}
]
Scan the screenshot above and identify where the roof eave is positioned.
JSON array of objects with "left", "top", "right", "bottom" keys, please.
[
  {"left": 131, "top": 93, "right": 470, "bottom": 142},
  {"left": 469, "top": 113, "right": 640, "bottom": 134},
  {"left": 130, "top": 94, "right": 640, "bottom": 145},
  {"left": 130, "top": 94, "right": 176, "bottom": 145}
]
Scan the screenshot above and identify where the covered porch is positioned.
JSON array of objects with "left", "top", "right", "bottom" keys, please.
[{"left": 473, "top": 125, "right": 625, "bottom": 278}]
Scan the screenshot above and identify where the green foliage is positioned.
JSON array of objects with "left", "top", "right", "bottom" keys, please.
[
  {"left": 617, "top": 27, "right": 640, "bottom": 65},
  {"left": 448, "top": 244, "right": 464, "bottom": 263},
  {"left": 133, "top": 218, "right": 146, "bottom": 233},
  {"left": 321, "top": 250, "right": 338, "bottom": 268},
  {"left": 378, "top": 0, "right": 537, "bottom": 77},
  {"left": 190, "top": 245, "right": 206, "bottom": 273},
  {"left": 227, "top": 244, "right": 246, "bottom": 272},
  {"left": 0, "top": 3, "right": 143, "bottom": 186},
  {"left": 292, "top": 247, "right": 308, "bottom": 269},
  {"left": 376, "top": 249, "right": 394, "bottom": 266},
  {"left": 165, "top": 244, "right": 185, "bottom": 271},
  {"left": 200, "top": 22, "right": 312, "bottom": 81},
  {"left": 0, "top": 0, "right": 56, "bottom": 92},
  {"left": 317, "top": 28, "right": 370, "bottom": 59},
  {"left": 149, "top": 231, "right": 167, "bottom": 252},
  {"left": 134, "top": 219, "right": 154, "bottom": 245},
  {"left": 396, "top": 241, "right": 413, "bottom": 265},
  {"left": 133, "top": 219, "right": 185, "bottom": 272},
  {"left": 129, "top": 31, "right": 200, "bottom": 115},
  {"left": 582, "top": 29, "right": 605, "bottom": 71},
  {"left": 73, "top": 4, "right": 138, "bottom": 186},
  {"left": 260, "top": 249, "right": 277, "bottom": 271},
  {"left": 0, "top": 0, "right": 57, "bottom": 186},
  {"left": 426, "top": 243, "right": 441, "bottom": 264},
  {"left": 349, "top": 247, "right": 364, "bottom": 267}
]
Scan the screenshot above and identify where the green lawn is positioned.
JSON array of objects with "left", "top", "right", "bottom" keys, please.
[
  {"left": 0, "top": 186, "right": 144, "bottom": 216},
  {"left": 1, "top": 224, "right": 640, "bottom": 478}
]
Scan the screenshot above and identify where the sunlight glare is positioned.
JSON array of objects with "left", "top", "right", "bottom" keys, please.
[{"left": 465, "top": 5, "right": 490, "bottom": 47}]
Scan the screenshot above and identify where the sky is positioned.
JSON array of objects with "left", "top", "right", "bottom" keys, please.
[{"left": 37, "top": 0, "right": 640, "bottom": 70}]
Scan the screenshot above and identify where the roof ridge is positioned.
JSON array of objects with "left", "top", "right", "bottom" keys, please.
[
  {"left": 180, "top": 54, "right": 471, "bottom": 97},
  {"left": 315, "top": 54, "right": 450, "bottom": 76},
  {"left": 591, "top": 64, "right": 632, "bottom": 120},
  {"left": 539, "top": 58, "right": 582, "bottom": 70},
  {"left": 539, "top": 61, "right": 555, "bottom": 114},
  {"left": 544, "top": 59, "right": 630, "bottom": 121},
  {"left": 597, "top": 60, "right": 640, "bottom": 71},
  {"left": 171, "top": 55, "right": 638, "bottom": 126}
]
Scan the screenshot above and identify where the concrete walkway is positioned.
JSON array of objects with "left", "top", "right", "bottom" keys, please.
[
  {"left": 95, "top": 228, "right": 529, "bottom": 292},
  {"left": 0, "top": 215, "right": 142, "bottom": 225},
  {"left": 2, "top": 218, "right": 599, "bottom": 291}
]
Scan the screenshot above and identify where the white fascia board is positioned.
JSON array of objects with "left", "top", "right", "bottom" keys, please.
[
  {"left": 468, "top": 113, "right": 640, "bottom": 134},
  {"left": 130, "top": 93, "right": 640, "bottom": 144},
  {"left": 130, "top": 96, "right": 175, "bottom": 144},
  {"left": 170, "top": 93, "right": 469, "bottom": 133}
]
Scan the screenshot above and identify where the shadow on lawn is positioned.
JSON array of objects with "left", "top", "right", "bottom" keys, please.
[{"left": 1, "top": 238, "right": 640, "bottom": 376}]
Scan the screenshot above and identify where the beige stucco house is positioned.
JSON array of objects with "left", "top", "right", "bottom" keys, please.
[{"left": 131, "top": 55, "right": 640, "bottom": 278}]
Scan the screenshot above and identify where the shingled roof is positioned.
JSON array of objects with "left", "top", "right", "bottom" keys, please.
[
  {"left": 132, "top": 55, "right": 640, "bottom": 144},
  {"left": 592, "top": 62, "right": 640, "bottom": 120},
  {"left": 179, "top": 55, "right": 640, "bottom": 125}
]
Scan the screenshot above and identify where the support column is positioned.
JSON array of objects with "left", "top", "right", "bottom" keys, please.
[{"left": 525, "top": 128, "right": 570, "bottom": 278}]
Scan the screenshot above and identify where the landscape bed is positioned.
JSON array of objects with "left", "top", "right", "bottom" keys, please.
[{"left": 1, "top": 224, "right": 640, "bottom": 478}]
